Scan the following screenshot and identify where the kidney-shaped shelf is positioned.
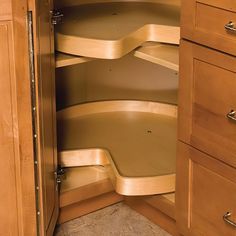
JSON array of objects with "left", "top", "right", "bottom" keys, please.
[
  {"left": 56, "top": 2, "right": 180, "bottom": 59},
  {"left": 57, "top": 100, "right": 177, "bottom": 196}
]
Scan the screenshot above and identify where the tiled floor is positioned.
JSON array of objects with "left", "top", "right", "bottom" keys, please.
[{"left": 55, "top": 202, "right": 171, "bottom": 236}]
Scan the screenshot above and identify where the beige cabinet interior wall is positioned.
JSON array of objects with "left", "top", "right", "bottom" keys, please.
[
  {"left": 55, "top": 0, "right": 181, "bottom": 8},
  {"left": 56, "top": 53, "right": 178, "bottom": 110}
]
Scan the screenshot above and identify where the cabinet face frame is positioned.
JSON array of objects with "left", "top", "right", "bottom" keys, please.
[
  {"left": 181, "top": 0, "right": 236, "bottom": 56},
  {"left": 178, "top": 40, "right": 236, "bottom": 167}
]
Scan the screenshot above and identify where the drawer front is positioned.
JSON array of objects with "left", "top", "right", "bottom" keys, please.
[
  {"left": 179, "top": 40, "right": 236, "bottom": 167},
  {"left": 181, "top": 0, "right": 236, "bottom": 55},
  {"left": 176, "top": 142, "right": 236, "bottom": 236}
]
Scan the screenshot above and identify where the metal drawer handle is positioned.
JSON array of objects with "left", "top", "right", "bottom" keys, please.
[
  {"left": 227, "top": 110, "right": 236, "bottom": 122},
  {"left": 225, "top": 21, "right": 236, "bottom": 32},
  {"left": 223, "top": 212, "right": 236, "bottom": 228}
]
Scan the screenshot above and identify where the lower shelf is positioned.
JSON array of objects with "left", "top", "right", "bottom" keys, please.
[
  {"left": 56, "top": 52, "right": 94, "bottom": 68},
  {"left": 57, "top": 100, "right": 177, "bottom": 196}
]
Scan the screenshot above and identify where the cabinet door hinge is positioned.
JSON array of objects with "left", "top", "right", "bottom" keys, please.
[
  {"left": 55, "top": 166, "right": 66, "bottom": 185},
  {"left": 51, "top": 10, "right": 64, "bottom": 25}
]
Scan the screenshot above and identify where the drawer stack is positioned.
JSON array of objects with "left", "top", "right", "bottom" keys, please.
[{"left": 177, "top": 1, "right": 236, "bottom": 236}]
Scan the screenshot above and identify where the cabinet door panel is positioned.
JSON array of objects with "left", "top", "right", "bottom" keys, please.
[
  {"left": 0, "top": 21, "right": 18, "bottom": 236},
  {"left": 176, "top": 142, "right": 236, "bottom": 236},
  {"left": 181, "top": 0, "right": 236, "bottom": 55},
  {"left": 179, "top": 40, "right": 236, "bottom": 167},
  {"left": 33, "top": 0, "right": 58, "bottom": 234}
]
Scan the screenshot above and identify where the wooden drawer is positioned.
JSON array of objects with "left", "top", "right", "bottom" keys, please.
[
  {"left": 181, "top": 0, "right": 236, "bottom": 55},
  {"left": 176, "top": 142, "right": 236, "bottom": 236},
  {"left": 179, "top": 40, "right": 236, "bottom": 167}
]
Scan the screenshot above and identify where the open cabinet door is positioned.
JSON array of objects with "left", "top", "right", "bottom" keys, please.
[{"left": 29, "top": 0, "right": 59, "bottom": 235}]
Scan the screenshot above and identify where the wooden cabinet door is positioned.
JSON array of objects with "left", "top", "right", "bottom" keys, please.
[
  {"left": 181, "top": 0, "right": 236, "bottom": 55},
  {"left": 30, "top": 0, "right": 58, "bottom": 235},
  {"left": 0, "top": 0, "right": 38, "bottom": 235},
  {"left": 0, "top": 20, "right": 22, "bottom": 236},
  {"left": 178, "top": 40, "right": 236, "bottom": 167},
  {"left": 176, "top": 142, "right": 236, "bottom": 236}
]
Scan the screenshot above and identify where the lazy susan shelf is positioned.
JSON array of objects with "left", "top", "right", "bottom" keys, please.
[
  {"left": 57, "top": 100, "right": 177, "bottom": 196},
  {"left": 56, "top": 2, "right": 180, "bottom": 59},
  {"left": 134, "top": 43, "right": 179, "bottom": 71},
  {"left": 56, "top": 52, "right": 94, "bottom": 68}
]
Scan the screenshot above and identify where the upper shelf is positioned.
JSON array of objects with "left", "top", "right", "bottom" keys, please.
[
  {"left": 134, "top": 43, "right": 179, "bottom": 71},
  {"left": 56, "top": 2, "right": 180, "bottom": 59}
]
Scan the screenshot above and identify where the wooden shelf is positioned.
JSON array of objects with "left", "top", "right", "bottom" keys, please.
[
  {"left": 56, "top": 43, "right": 179, "bottom": 69},
  {"left": 57, "top": 100, "right": 177, "bottom": 196},
  {"left": 163, "top": 193, "right": 175, "bottom": 203},
  {"left": 56, "top": 2, "right": 180, "bottom": 59},
  {"left": 134, "top": 43, "right": 179, "bottom": 71},
  {"left": 60, "top": 166, "right": 108, "bottom": 193},
  {"left": 56, "top": 52, "right": 94, "bottom": 68}
]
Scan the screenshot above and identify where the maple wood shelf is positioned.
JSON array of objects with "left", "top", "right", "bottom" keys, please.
[
  {"left": 56, "top": 2, "right": 180, "bottom": 59},
  {"left": 57, "top": 100, "right": 177, "bottom": 196},
  {"left": 56, "top": 43, "right": 179, "bottom": 70},
  {"left": 56, "top": 52, "right": 94, "bottom": 68},
  {"left": 134, "top": 43, "right": 179, "bottom": 71}
]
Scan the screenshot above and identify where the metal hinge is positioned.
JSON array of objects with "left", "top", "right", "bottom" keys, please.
[
  {"left": 28, "top": 11, "right": 41, "bottom": 236},
  {"left": 55, "top": 166, "right": 66, "bottom": 185},
  {"left": 50, "top": 10, "right": 63, "bottom": 25}
]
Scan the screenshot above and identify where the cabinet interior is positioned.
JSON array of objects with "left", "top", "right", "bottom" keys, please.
[{"left": 54, "top": 0, "right": 180, "bottom": 222}]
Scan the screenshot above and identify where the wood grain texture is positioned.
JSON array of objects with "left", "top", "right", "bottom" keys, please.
[
  {"left": 0, "top": 0, "right": 38, "bottom": 234},
  {"left": 57, "top": 101, "right": 177, "bottom": 196},
  {"left": 56, "top": 2, "right": 180, "bottom": 59},
  {"left": 12, "top": 0, "right": 40, "bottom": 234},
  {"left": 179, "top": 40, "right": 236, "bottom": 168},
  {"left": 181, "top": 0, "right": 236, "bottom": 56},
  {"left": 0, "top": 21, "right": 19, "bottom": 236},
  {"left": 176, "top": 142, "right": 236, "bottom": 236},
  {"left": 59, "top": 192, "right": 124, "bottom": 224},
  {"left": 0, "top": 0, "right": 12, "bottom": 20}
]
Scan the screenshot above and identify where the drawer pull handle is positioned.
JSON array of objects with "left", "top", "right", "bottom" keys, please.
[
  {"left": 225, "top": 21, "right": 236, "bottom": 33},
  {"left": 227, "top": 110, "right": 236, "bottom": 122},
  {"left": 223, "top": 212, "right": 236, "bottom": 227}
]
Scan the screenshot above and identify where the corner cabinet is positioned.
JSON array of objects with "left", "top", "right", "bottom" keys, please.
[{"left": 3, "top": 0, "right": 236, "bottom": 236}]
